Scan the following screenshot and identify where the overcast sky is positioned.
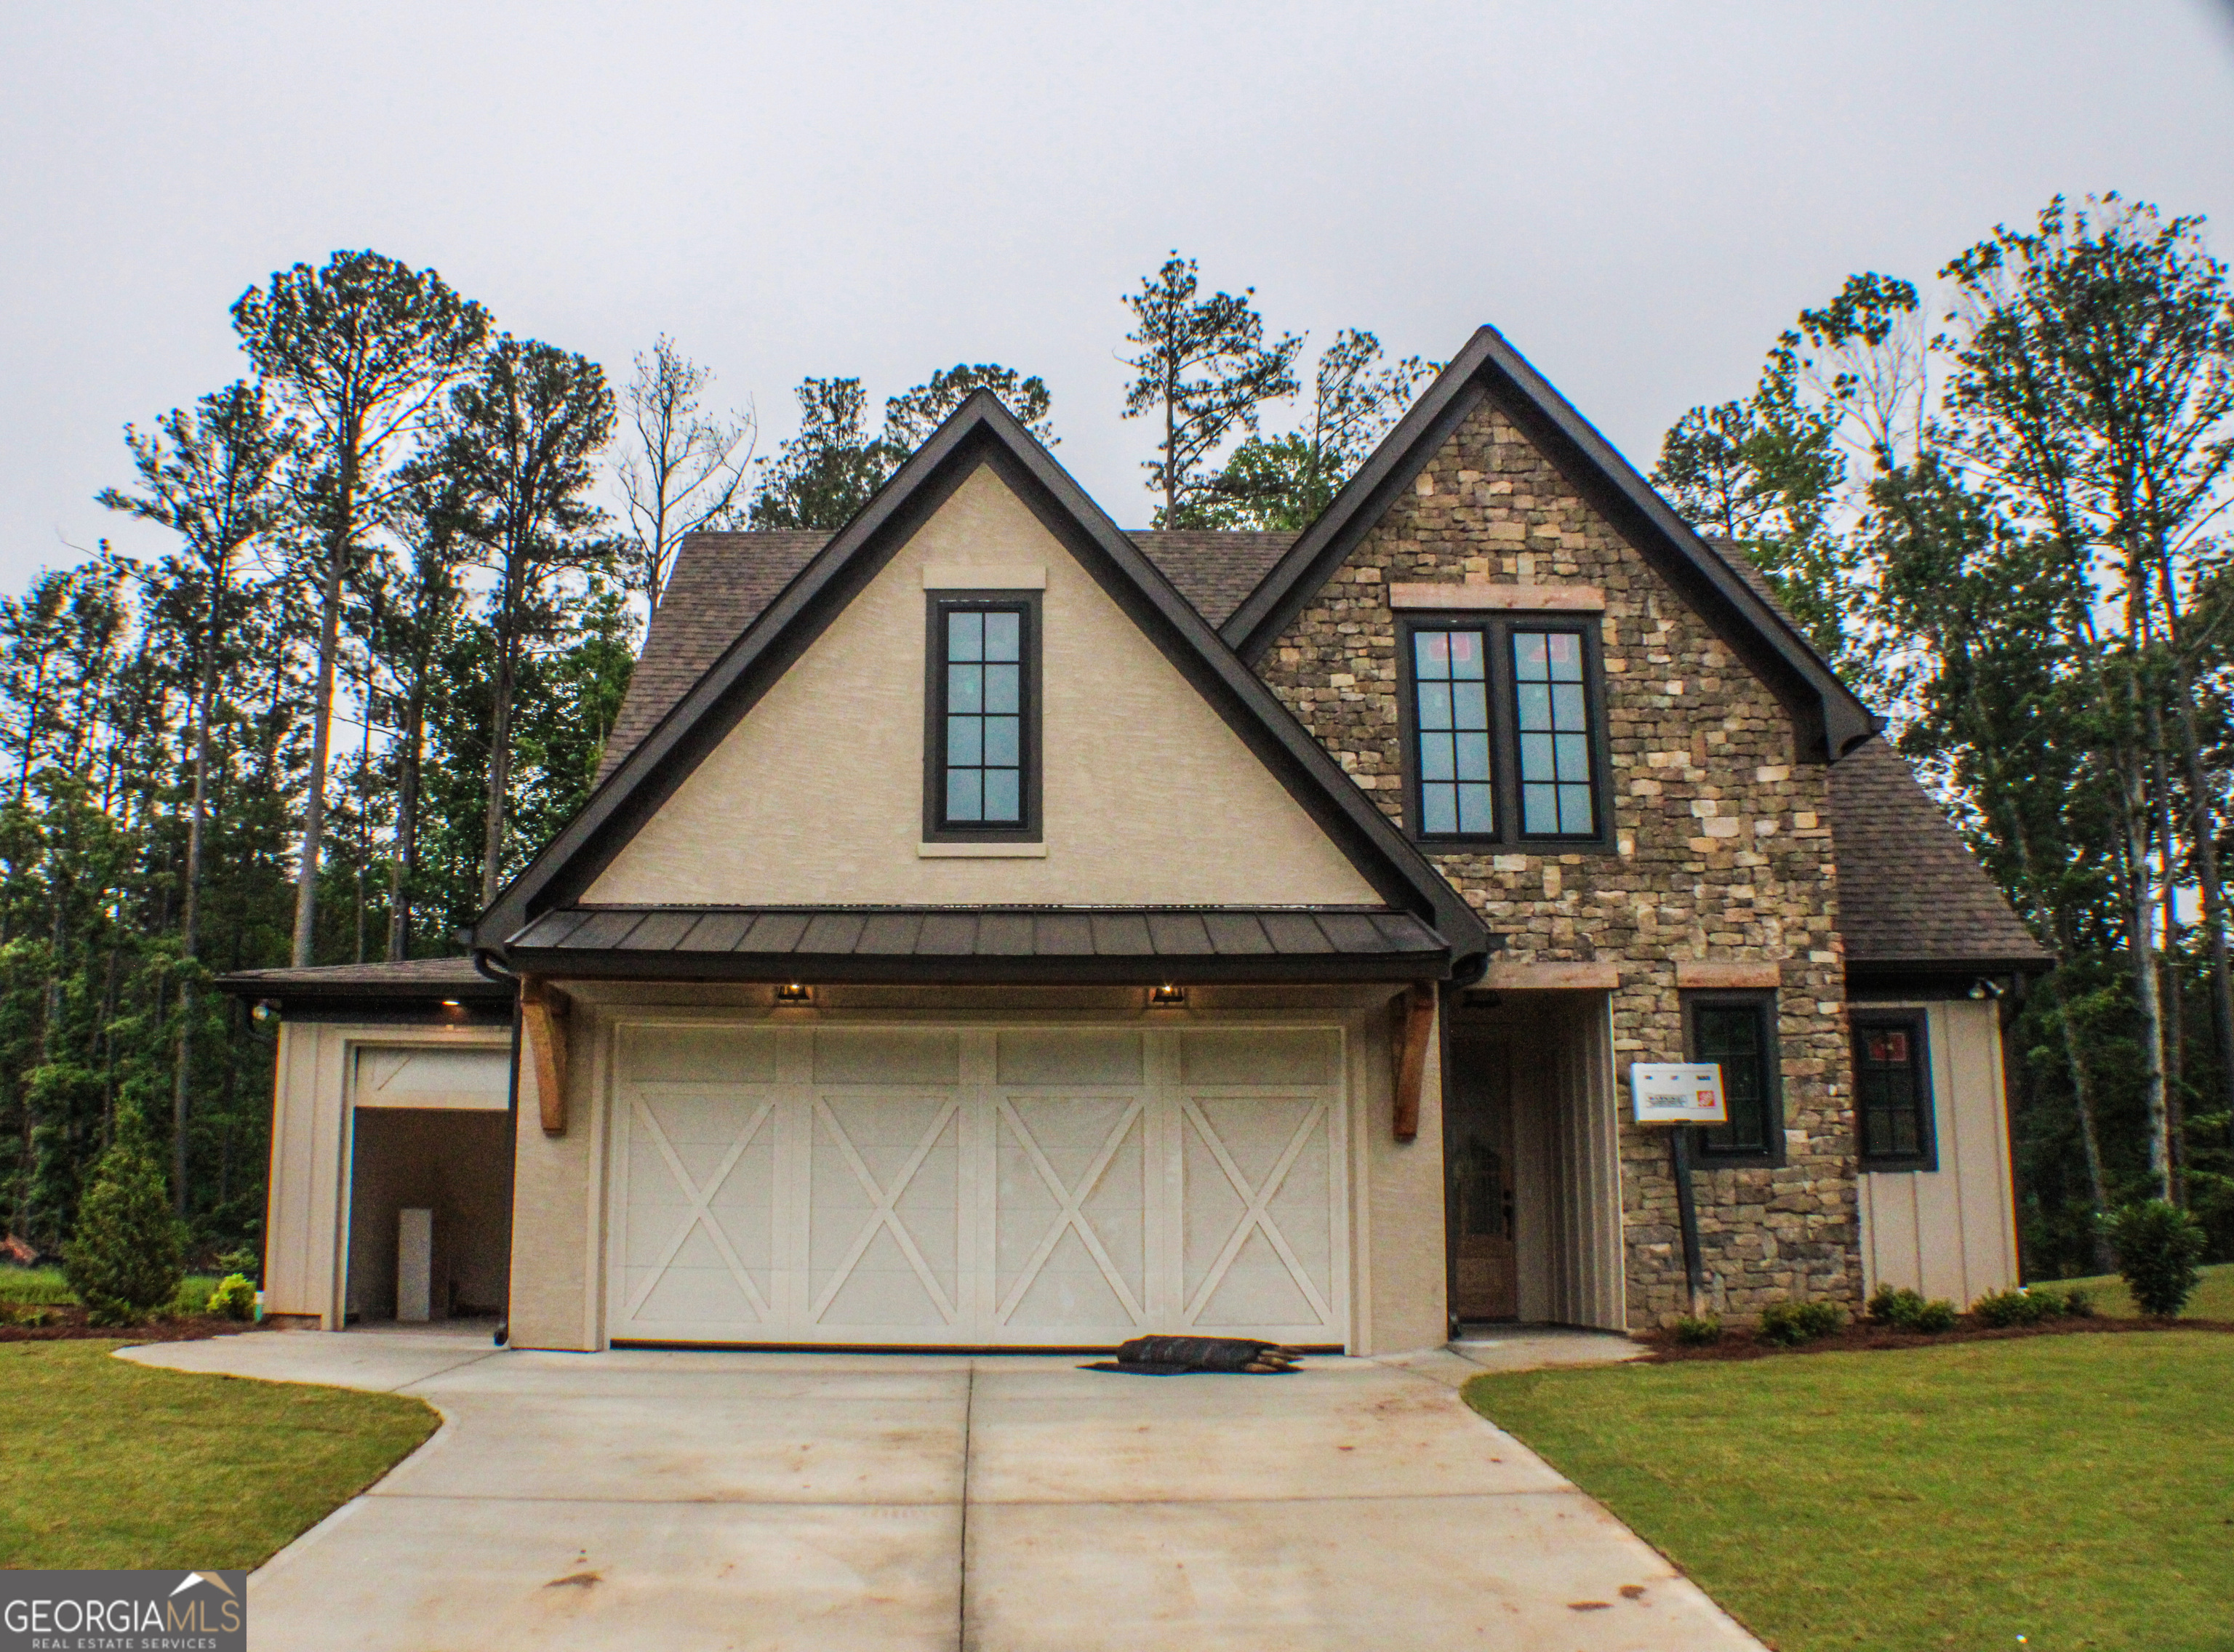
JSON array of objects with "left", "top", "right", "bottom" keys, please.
[{"left": 4, "top": 1, "right": 2232, "bottom": 591}]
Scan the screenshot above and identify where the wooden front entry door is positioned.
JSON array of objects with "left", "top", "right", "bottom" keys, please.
[{"left": 1448, "top": 1038, "right": 1518, "bottom": 1322}]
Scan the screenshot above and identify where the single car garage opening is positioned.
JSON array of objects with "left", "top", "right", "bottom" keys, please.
[{"left": 345, "top": 1044, "right": 513, "bottom": 1324}]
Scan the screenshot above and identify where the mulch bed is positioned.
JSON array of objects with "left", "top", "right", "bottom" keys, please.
[
  {"left": 1641, "top": 1313, "right": 2234, "bottom": 1363},
  {"left": 0, "top": 1305, "right": 265, "bottom": 1345}
]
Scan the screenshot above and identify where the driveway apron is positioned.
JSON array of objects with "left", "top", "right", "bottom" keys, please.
[{"left": 123, "top": 1330, "right": 1762, "bottom": 1651}]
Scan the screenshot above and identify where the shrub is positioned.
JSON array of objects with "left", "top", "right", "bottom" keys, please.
[
  {"left": 1910, "top": 1299, "right": 1958, "bottom": 1334},
  {"left": 61, "top": 1108, "right": 184, "bottom": 1327},
  {"left": 1757, "top": 1299, "right": 1844, "bottom": 1346},
  {"left": 1972, "top": 1288, "right": 2051, "bottom": 1328},
  {"left": 1673, "top": 1314, "right": 1723, "bottom": 1346},
  {"left": 2107, "top": 1200, "right": 2207, "bottom": 1318},
  {"left": 1867, "top": 1284, "right": 1927, "bottom": 1328},
  {"left": 214, "top": 1247, "right": 261, "bottom": 1286},
  {"left": 207, "top": 1273, "right": 257, "bottom": 1321},
  {"left": 2059, "top": 1286, "right": 2096, "bottom": 1318}
]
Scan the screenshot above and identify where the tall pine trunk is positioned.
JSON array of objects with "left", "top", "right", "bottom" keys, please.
[
  {"left": 479, "top": 564, "right": 522, "bottom": 910},
  {"left": 291, "top": 440, "right": 357, "bottom": 966},
  {"left": 170, "top": 552, "right": 226, "bottom": 1216}
]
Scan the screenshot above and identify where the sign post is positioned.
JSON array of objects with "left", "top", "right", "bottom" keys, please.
[{"left": 1630, "top": 1063, "right": 1726, "bottom": 1318}]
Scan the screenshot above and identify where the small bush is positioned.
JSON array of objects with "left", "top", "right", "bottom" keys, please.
[
  {"left": 1867, "top": 1284, "right": 1927, "bottom": 1328},
  {"left": 62, "top": 1108, "right": 184, "bottom": 1327},
  {"left": 2059, "top": 1286, "right": 2095, "bottom": 1318},
  {"left": 1673, "top": 1314, "right": 1723, "bottom": 1346},
  {"left": 207, "top": 1273, "right": 257, "bottom": 1321},
  {"left": 214, "top": 1247, "right": 261, "bottom": 1286},
  {"left": 2107, "top": 1200, "right": 2206, "bottom": 1318},
  {"left": 1972, "top": 1288, "right": 2051, "bottom": 1328},
  {"left": 1757, "top": 1299, "right": 1845, "bottom": 1346},
  {"left": 0, "top": 1303, "right": 59, "bottom": 1328},
  {"left": 1910, "top": 1299, "right": 1958, "bottom": 1334}
]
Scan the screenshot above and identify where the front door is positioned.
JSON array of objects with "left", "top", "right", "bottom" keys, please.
[{"left": 1447, "top": 1036, "right": 1518, "bottom": 1322}]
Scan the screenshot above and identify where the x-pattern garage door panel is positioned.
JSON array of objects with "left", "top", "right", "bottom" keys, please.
[
  {"left": 607, "top": 1025, "right": 1347, "bottom": 1347},
  {"left": 617, "top": 1086, "right": 780, "bottom": 1333}
]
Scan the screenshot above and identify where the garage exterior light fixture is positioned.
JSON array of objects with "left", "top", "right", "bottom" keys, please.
[
  {"left": 1148, "top": 985, "right": 1188, "bottom": 1006},
  {"left": 774, "top": 983, "right": 814, "bottom": 1004}
]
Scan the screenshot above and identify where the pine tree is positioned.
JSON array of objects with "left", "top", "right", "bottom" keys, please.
[{"left": 63, "top": 1104, "right": 184, "bottom": 1325}]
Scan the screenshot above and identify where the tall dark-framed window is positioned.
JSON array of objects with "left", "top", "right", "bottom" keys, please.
[
  {"left": 1398, "top": 614, "right": 1609, "bottom": 849},
  {"left": 1513, "top": 628, "right": 1596, "bottom": 837},
  {"left": 1686, "top": 991, "right": 1784, "bottom": 1166},
  {"left": 1412, "top": 627, "right": 1494, "bottom": 835},
  {"left": 1853, "top": 1013, "right": 1937, "bottom": 1170},
  {"left": 924, "top": 593, "right": 1041, "bottom": 841}
]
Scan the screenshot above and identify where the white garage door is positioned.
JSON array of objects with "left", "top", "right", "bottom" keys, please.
[{"left": 607, "top": 1023, "right": 1349, "bottom": 1348}]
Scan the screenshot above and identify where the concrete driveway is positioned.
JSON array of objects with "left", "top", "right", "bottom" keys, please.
[{"left": 124, "top": 1328, "right": 1761, "bottom": 1651}]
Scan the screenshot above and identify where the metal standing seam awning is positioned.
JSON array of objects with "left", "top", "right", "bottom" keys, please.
[{"left": 497, "top": 904, "right": 1457, "bottom": 984}]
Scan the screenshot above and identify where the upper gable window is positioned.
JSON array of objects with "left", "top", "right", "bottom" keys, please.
[
  {"left": 925, "top": 593, "right": 1041, "bottom": 841},
  {"left": 1399, "top": 615, "right": 1607, "bottom": 847}
]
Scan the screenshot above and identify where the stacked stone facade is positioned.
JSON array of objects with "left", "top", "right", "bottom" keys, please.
[{"left": 1254, "top": 398, "right": 1860, "bottom": 1326}]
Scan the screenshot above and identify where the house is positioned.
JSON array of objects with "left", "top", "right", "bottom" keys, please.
[{"left": 223, "top": 326, "right": 2049, "bottom": 1352}]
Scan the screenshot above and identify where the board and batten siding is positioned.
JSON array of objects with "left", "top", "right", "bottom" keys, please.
[
  {"left": 1856, "top": 998, "right": 2019, "bottom": 1307},
  {"left": 261, "top": 1020, "right": 524, "bottom": 1328}
]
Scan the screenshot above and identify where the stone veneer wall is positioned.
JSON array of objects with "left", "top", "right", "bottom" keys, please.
[{"left": 1254, "top": 397, "right": 1860, "bottom": 1326}]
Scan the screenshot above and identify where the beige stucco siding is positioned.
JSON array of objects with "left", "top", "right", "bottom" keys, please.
[
  {"left": 1857, "top": 999, "right": 2019, "bottom": 1306},
  {"left": 1352, "top": 998, "right": 1447, "bottom": 1353},
  {"left": 586, "top": 464, "right": 1380, "bottom": 907},
  {"left": 504, "top": 1008, "right": 600, "bottom": 1351},
  {"left": 260, "top": 1019, "right": 520, "bottom": 1330}
]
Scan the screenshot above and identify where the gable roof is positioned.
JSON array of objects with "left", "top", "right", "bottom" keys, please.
[
  {"left": 481, "top": 393, "right": 1486, "bottom": 966},
  {"left": 1220, "top": 326, "right": 1880, "bottom": 763}
]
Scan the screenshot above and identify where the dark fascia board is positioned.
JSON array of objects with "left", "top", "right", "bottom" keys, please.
[
  {"left": 1220, "top": 326, "right": 1880, "bottom": 763},
  {"left": 1846, "top": 957, "right": 2054, "bottom": 991},
  {"left": 478, "top": 391, "right": 1490, "bottom": 965},
  {"left": 501, "top": 949, "right": 1446, "bottom": 987},
  {"left": 213, "top": 969, "right": 511, "bottom": 1004}
]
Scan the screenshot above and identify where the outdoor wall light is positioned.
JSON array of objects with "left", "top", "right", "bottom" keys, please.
[
  {"left": 774, "top": 983, "right": 814, "bottom": 1004},
  {"left": 440, "top": 999, "right": 463, "bottom": 1008},
  {"left": 1149, "top": 985, "right": 1188, "bottom": 1006}
]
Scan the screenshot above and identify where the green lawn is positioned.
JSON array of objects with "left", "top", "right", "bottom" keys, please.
[
  {"left": 2033, "top": 1259, "right": 2234, "bottom": 1320},
  {"left": 0, "top": 1340, "right": 437, "bottom": 1569},
  {"left": 0, "top": 1264, "right": 224, "bottom": 1316},
  {"left": 1466, "top": 1333, "right": 2234, "bottom": 1652}
]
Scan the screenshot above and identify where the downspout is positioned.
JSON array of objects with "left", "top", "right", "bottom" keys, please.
[{"left": 475, "top": 945, "right": 521, "bottom": 1349}]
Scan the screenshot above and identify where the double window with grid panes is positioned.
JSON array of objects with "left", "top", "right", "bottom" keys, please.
[
  {"left": 926, "top": 594, "right": 1039, "bottom": 841},
  {"left": 1401, "top": 615, "right": 1607, "bottom": 845}
]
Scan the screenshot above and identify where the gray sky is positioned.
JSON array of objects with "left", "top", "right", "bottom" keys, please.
[{"left": 5, "top": 1, "right": 2232, "bottom": 591}]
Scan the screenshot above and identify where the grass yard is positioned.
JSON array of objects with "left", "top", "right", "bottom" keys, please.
[
  {"left": 2035, "top": 1259, "right": 2234, "bottom": 1320},
  {"left": 0, "top": 1340, "right": 437, "bottom": 1570},
  {"left": 0, "top": 1264, "right": 224, "bottom": 1317},
  {"left": 1466, "top": 1331, "right": 2234, "bottom": 1652}
]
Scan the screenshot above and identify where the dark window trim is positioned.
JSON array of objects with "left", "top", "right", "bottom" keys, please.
[
  {"left": 1394, "top": 612, "right": 1613, "bottom": 851},
  {"left": 1852, "top": 1009, "right": 1939, "bottom": 1172},
  {"left": 1683, "top": 989, "right": 1785, "bottom": 1167},
  {"left": 922, "top": 590, "right": 1044, "bottom": 843}
]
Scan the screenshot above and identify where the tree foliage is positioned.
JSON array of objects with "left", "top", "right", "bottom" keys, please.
[{"left": 1660, "top": 195, "right": 2234, "bottom": 1274}]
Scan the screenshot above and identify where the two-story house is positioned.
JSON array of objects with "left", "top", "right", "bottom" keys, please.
[{"left": 228, "top": 326, "right": 2049, "bottom": 1352}]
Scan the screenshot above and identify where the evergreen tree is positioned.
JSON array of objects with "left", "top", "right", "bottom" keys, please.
[{"left": 63, "top": 1104, "right": 183, "bottom": 1325}]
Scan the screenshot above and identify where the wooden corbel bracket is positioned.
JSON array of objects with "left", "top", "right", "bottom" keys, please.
[
  {"left": 519, "top": 976, "right": 572, "bottom": 1136},
  {"left": 1390, "top": 982, "right": 1437, "bottom": 1142}
]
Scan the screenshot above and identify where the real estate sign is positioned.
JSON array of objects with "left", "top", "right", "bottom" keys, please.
[{"left": 1629, "top": 1062, "right": 1727, "bottom": 1125}]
